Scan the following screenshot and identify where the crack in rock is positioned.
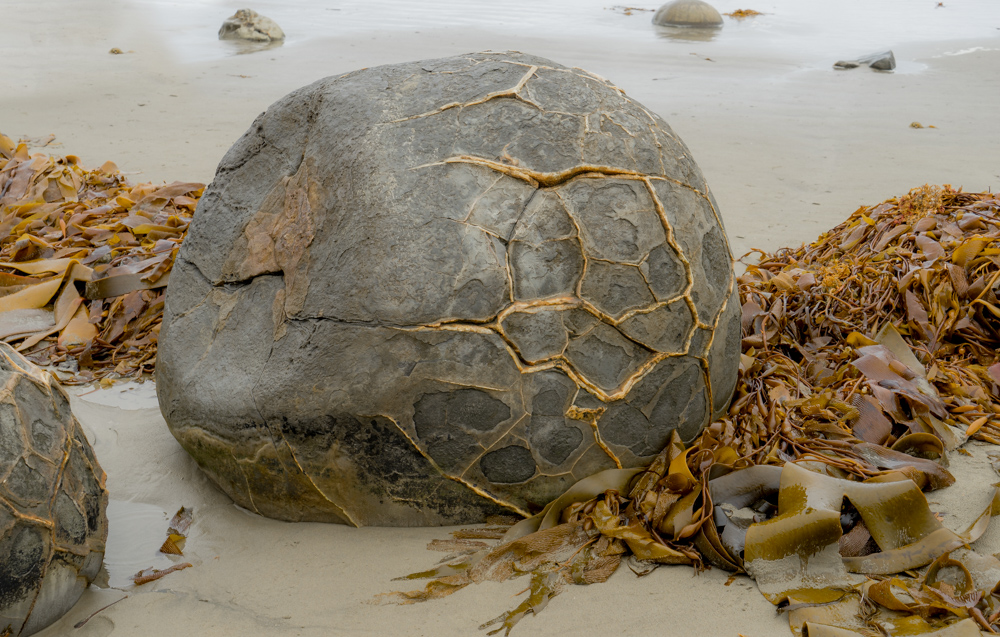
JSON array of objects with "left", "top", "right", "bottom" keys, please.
[{"left": 158, "top": 51, "right": 738, "bottom": 526}]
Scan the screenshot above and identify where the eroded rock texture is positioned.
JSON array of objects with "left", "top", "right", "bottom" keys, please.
[
  {"left": 0, "top": 344, "right": 108, "bottom": 636},
  {"left": 157, "top": 51, "right": 739, "bottom": 526}
]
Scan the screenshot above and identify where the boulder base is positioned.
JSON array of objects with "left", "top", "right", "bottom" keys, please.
[{"left": 157, "top": 51, "right": 740, "bottom": 526}]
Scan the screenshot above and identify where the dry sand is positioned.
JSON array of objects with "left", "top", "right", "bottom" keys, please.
[{"left": 4, "top": 0, "right": 1000, "bottom": 635}]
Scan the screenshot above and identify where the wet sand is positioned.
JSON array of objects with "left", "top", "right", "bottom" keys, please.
[
  {"left": 6, "top": 1, "right": 1000, "bottom": 259},
  {"left": 5, "top": 0, "right": 1000, "bottom": 635}
]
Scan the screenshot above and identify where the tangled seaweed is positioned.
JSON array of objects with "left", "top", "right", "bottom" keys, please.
[
  {"left": 0, "top": 133, "right": 202, "bottom": 384},
  {"left": 385, "top": 185, "right": 1000, "bottom": 636}
]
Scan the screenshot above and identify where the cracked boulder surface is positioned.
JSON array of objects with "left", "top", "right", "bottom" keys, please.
[
  {"left": 157, "top": 51, "right": 739, "bottom": 527},
  {"left": 0, "top": 344, "right": 108, "bottom": 637}
]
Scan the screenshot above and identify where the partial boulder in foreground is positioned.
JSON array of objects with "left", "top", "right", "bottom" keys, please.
[
  {"left": 157, "top": 50, "right": 739, "bottom": 527},
  {"left": 0, "top": 343, "right": 108, "bottom": 637},
  {"left": 218, "top": 8, "right": 285, "bottom": 42}
]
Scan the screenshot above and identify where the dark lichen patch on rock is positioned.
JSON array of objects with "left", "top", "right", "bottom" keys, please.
[
  {"left": 480, "top": 445, "right": 537, "bottom": 483},
  {"left": 529, "top": 417, "right": 584, "bottom": 465},
  {"left": 414, "top": 389, "right": 511, "bottom": 436},
  {"left": 158, "top": 51, "right": 738, "bottom": 526},
  {"left": 0, "top": 525, "right": 46, "bottom": 610}
]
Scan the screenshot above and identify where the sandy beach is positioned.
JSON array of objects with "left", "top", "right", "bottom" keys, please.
[{"left": 3, "top": 0, "right": 1000, "bottom": 635}]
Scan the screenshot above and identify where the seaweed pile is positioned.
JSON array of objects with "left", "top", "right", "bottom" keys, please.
[
  {"left": 0, "top": 133, "right": 202, "bottom": 384},
  {"left": 386, "top": 185, "right": 1000, "bottom": 636}
]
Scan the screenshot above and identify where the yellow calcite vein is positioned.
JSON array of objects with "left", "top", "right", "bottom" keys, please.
[{"left": 390, "top": 65, "right": 540, "bottom": 124}]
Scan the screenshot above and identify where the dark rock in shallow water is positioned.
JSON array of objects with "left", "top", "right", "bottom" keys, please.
[
  {"left": 834, "top": 50, "right": 896, "bottom": 71},
  {"left": 157, "top": 51, "right": 740, "bottom": 527},
  {"left": 0, "top": 344, "right": 108, "bottom": 636}
]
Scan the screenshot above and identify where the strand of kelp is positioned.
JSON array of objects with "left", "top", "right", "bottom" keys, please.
[
  {"left": 0, "top": 134, "right": 202, "bottom": 384},
  {"left": 384, "top": 185, "right": 1000, "bottom": 637}
]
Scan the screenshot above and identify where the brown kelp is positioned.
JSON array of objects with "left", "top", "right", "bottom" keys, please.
[
  {"left": 385, "top": 185, "right": 1000, "bottom": 636},
  {"left": 0, "top": 133, "right": 201, "bottom": 383},
  {"left": 724, "top": 9, "right": 763, "bottom": 18}
]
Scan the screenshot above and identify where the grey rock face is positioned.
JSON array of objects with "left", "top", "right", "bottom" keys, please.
[
  {"left": 218, "top": 8, "right": 285, "bottom": 42},
  {"left": 0, "top": 344, "right": 108, "bottom": 636},
  {"left": 157, "top": 51, "right": 739, "bottom": 527}
]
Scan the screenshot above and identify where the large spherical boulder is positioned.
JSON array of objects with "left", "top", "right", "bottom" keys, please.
[
  {"left": 653, "top": 0, "right": 724, "bottom": 27},
  {"left": 157, "top": 51, "right": 740, "bottom": 526},
  {"left": 0, "top": 344, "right": 108, "bottom": 636}
]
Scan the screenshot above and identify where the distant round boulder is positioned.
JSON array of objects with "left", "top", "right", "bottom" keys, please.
[
  {"left": 157, "top": 51, "right": 740, "bottom": 526},
  {"left": 218, "top": 8, "right": 284, "bottom": 42},
  {"left": 0, "top": 344, "right": 108, "bottom": 636},
  {"left": 653, "top": 0, "right": 724, "bottom": 27}
]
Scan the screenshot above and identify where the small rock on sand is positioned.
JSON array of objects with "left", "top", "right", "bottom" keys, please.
[
  {"left": 834, "top": 50, "right": 896, "bottom": 71},
  {"left": 218, "top": 8, "right": 285, "bottom": 42}
]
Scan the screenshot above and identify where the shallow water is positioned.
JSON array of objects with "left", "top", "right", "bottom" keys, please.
[
  {"left": 103, "top": 499, "right": 176, "bottom": 588},
  {"left": 133, "top": 0, "right": 1000, "bottom": 69}
]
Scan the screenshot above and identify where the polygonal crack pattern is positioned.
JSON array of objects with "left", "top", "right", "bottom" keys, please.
[
  {"left": 0, "top": 346, "right": 108, "bottom": 635},
  {"left": 406, "top": 55, "right": 738, "bottom": 511},
  {"left": 167, "top": 52, "right": 738, "bottom": 525},
  {"left": 560, "top": 179, "right": 665, "bottom": 264},
  {"left": 579, "top": 260, "right": 655, "bottom": 320},
  {"left": 510, "top": 240, "right": 584, "bottom": 300},
  {"left": 564, "top": 323, "right": 651, "bottom": 393},
  {"left": 642, "top": 244, "right": 687, "bottom": 302},
  {"left": 618, "top": 300, "right": 695, "bottom": 353},
  {"left": 601, "top": 356, "right": 709, "bottom": 456},
  {"left": 500, "top": 309, "right": 569, "bottom": 363},
  {"left": 414, "top": 389, "right": 512, "bottom": 472},
  {"left": 527, "top": 375, "right": 586, "bottom": 466}
]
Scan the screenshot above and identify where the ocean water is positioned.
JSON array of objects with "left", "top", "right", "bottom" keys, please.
[{"left": 130, "top": 0, "right": 1000, "bottom": 67}]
